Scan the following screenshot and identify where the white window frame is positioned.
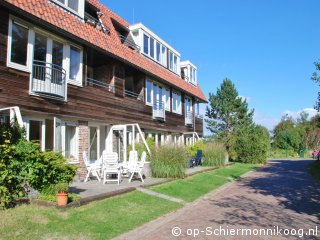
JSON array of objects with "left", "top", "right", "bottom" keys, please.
[
  {"left": 165, "top": 88, "right": 170, "bottom": 111},
  {"left": 185, "top": 96, "right": 192, "bottom": 114},
  {"left": 146, "top": 79, "right": 166, "bottom": 108},
  {"left": 146, "top": 79, "right": 153, "bottom": 106},
  {"left": 143, "top": 33, "right": 150, "bottom": 55},
  {"left": 62, "top": 121, "right": 79, "bottom": 163},
  {"left": 67, "top": 44, "right": 83, "bottom": 87},
  {"left": 51, "top": 0, "right": 85, "bottom": 18},
  {"left": 25, "top": 117, "right": 46, "bottom": 151},
  {"left": 161, "top": 45, "right": 167, "bottom": 66},
  {"left": 172, "top": 91, "right": 181, "bottom": 114},
  {"left": 7, "top": 17, "right": 83, "bottom": 89},
  {"left": 88, "top": 124, "right": 101, "bottom": 161},
  {"left": 7, "top": 17, "right": 33, "bottom": 72}
]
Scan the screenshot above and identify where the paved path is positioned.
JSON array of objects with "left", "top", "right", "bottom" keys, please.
[{"left": 114, "top": 160, "right": 320, "bottom": 240}]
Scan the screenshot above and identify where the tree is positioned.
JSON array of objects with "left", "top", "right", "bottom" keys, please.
[
  {"left": 205, "top": 78, "right": 254, "bottom": 150},
  {"left": 311, "top": 60, "right": 320, "bottom": 84},
  {"left": 311, "top": 61, "right": 320, "bottom": 111},
  {"left": 234, "top": 125, "right": 270, "bottom": 164}
]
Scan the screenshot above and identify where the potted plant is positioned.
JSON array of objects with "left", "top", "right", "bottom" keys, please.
[{"left": 55, "top": 182, "right": 69, "bottom": 206}]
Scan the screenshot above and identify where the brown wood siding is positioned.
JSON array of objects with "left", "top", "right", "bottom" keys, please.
[{"left": 0, "top": 8, "right": 203, "bottom": 135}]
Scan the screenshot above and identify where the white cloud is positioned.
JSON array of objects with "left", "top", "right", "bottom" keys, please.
[
  {"left": 238, "top": 95, "right": 251, "bottom": 103},
  {"left": 254, "top": 111, "right": 279, "bottom": 131},
  {"left": 282, "top": 108, "right": 318, "bottom": 120}
]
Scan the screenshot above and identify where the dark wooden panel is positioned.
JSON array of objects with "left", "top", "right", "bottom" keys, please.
[{"left": 0, "top": 7, "right": 203, "bottom": 136}]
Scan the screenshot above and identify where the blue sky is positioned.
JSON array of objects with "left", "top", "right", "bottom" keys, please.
[{"left": 102, "top": 0, "right": 320, "bottom": 132}]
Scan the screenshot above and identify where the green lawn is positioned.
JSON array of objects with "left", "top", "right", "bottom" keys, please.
[
  {"left": 150, "top": 163, "right": 257, "bottom": 202},
  {"left": 0, "top": 191, "right": 181, "bottom": 240},
  {"left": 309, "top": 160, "right": 320, "bottom": 180}
]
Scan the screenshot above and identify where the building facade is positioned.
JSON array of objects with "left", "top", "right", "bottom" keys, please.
[{"left": 0, "top": 0, "right": 207, "bottom": 177}]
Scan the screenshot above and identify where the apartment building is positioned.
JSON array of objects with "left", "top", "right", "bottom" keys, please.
[{"left": 0, "top": 0, "right": 207, "bottom": 176}]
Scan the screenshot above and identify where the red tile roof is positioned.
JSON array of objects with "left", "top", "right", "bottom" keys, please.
[{"left": 4, "top": 0, "right": 207, "bottom": 102}]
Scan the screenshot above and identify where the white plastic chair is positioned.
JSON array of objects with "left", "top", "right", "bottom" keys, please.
[
  {"left": 128, "top": 151, "right": 146, "bottom": 183},
  {"left": 83, "top": 151, "right": 101, "bottom": 182},
  {"left": 125, "top": 150, "right": 138, "bottom": 173},
  {"left": 102, "top": 152, "right": 121, "bottom": 185}
]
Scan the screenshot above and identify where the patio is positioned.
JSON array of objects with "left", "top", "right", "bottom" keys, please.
[{"left": 69, "top": 166, "right": 217, "bottom": 200}]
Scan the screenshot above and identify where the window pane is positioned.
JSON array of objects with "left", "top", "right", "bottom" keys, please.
[
  {"left": 156, "top": 42, "right": 160, "bottom": 62},
  {"left": 57, "top": 0, "right": 65, "bottom": 3},
  {"left": 70, "top": 46, "right": 80, "bottom": 81},
  {"left": 169, "top": 52, "right": 173, "bottom": 70},
  {"left": 173, "top": 55, "right": 177, "bottom": 73},
  {"left": 52, "top": 41, "right": 63, "bottom": 67},
  {"left": 34, "top": 33, "right": 47, "bottom": 62},
  {"left": 33, "top": 33, "right": 47, "bottom": 81},
  {"left": 68, "top": 0, "right": 79, "bottom": 12},
  {"left": 65, "top": 125, "right": 77, "bottom": 160},
  {"left": 150, "top": 38, "right": 154, "bottom": 58},
  {"left": 161, "top": 46, "right": 166, "bottom": 65},
  {"left": 158, "top": 86, "right": 162, "bottom": 104},
  {"left": 89, "top": 127, "right": 98, "bottom": 160},
  {"left": 143, "top": 34, "right": 149, "bottom": 54},
  {"left": 146, "top": 80, "right": 152, "bottom": 103},
  {"left": 153, "top": 84, "right": 158, "bottom": 104},
  {"left": 165, "top": 88, "right": 170, "bottom": 110},
  {"left": 11, "top": 22, "right": 28, "bottom": 66}
]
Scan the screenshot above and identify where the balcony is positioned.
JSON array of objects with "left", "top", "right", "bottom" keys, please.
[
  {"left": 185, "top": 111, "right": 194, "bottom": 126},
  {"left": 87, "top": 77, "right": 115, "bottom": 92},
  {"left": 31, "top": 60, "right": 66, "bottom": 101},
  {"left": 153, "top": 101, "right": 165, "bottom": 121}
]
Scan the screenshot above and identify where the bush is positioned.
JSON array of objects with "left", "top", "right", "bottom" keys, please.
[
  {"left": 203, "top": 142, "right": 226, "bottom": 167},
  {"left": 269, "top": 148, "right": 297, "bottom": 158},
  {"left": 127, "top": 136, "right": 155, "bottom": 161},
  {"left": 234, "top": 125, "right": 270, "bottom": 164},
  {"left": 151, "top": 145, "right": 188, "bottom": 178},
  {"left": 188, "top": 140, "right": 204, "bottom": 157},
  {"left": 0, "top": 123, "right": 76, "bottom": 209},
  {"left": 15, "top": 140, "right": 76, "bottom": 191}
]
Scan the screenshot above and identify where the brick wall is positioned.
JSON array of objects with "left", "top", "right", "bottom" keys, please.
[{"left": 78, "top": 120, "right": 88, "bottom": 180}]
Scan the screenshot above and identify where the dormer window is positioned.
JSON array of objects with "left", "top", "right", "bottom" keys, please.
[
  {"left": 51, "top": 0, "right": 84, "bottom": 18},
  {"left": 180, "top": 61, "right": 197, "bottom": 85}
]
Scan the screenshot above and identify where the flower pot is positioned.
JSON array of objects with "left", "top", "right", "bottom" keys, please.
[{"left": 56, "top": 192, "right": 68, "bottom": 206}]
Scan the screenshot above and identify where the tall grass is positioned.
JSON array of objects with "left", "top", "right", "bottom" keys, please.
[
  {"left": 203, "top": 142, "right": 226, "bottom": 167},
  {"left": 151, "top": 145, "right": 188, "bottom": 178}
]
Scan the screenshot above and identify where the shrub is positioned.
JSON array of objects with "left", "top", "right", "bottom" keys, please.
[
  {"left": 0, "top": 123, "right": 76, "bottom": 209},
  {"left": 203, "top": 142, "right": 226, "bottom": 167},
  {"left": 127, "top": 136, "right": 155, "bottom": 161},
  {"left": 151, "top": 145, "right": 188, "bottom": 178},
  {"left": 15, "top": 140, "right": 76, "bottom": 192},
  {"left": 188, "top": 140, "right": 204, "bottom": 157},
  {"left": 234, "top": 125, "right": 270, "bottom": 164}
]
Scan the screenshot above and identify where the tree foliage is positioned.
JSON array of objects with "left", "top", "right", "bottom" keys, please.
[
  {"left": 206, "top": 78, "right": 270, "bottom": 163},
  {"left": 311, "top": 60, "right": 320, "bottom": 84},
  {"left": 272, "top": 112, "right": 320, "bottom": 153},
  {"left": 0, "top": 123, "right": 76, "bottom": 209},
  {"left": 205, "top": 78, "right": 254, "bottom": 149},
  {"left": 234, "top": 125, "right": 270, "bottom": 164}
]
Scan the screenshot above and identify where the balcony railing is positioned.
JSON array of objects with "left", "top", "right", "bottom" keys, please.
[
  {"left": 153, "top": 100, "right": 165, "bottom": 121},
  {"left": 87, "top": 77, "right": 115, "bottom": 92},
  {"left": 31, "top": 60, "right": 66, "bottom": 101},
  {"left": 118, "top": 34, "right": 140, "bottom": 51},
  {"left": 185, "top": 111, "right": 194, "bottom": 126},
  {"left": 124, "top": 90, "right": 144, "bottom": 101}
]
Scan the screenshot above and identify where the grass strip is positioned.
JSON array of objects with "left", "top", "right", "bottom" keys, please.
[
  {"left": 0, "top": 191, "right": 181, "bottom": 240},
  {"left": 151, "top": 163, "right": 257, "bottom": 202}
]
